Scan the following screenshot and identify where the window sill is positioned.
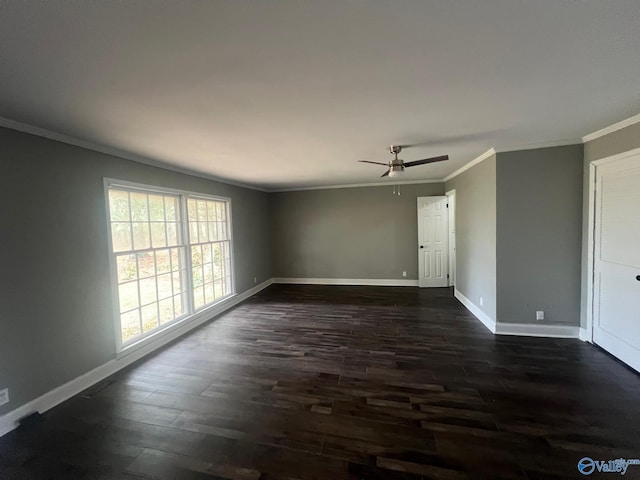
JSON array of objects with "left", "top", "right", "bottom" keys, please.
[{"left": 116, "top": 292, "right": 236, "bottom": 360}]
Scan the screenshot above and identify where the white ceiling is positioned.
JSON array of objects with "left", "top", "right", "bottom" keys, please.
[{"left": 1, "top": 1, "right": 639, "bottom": 190}]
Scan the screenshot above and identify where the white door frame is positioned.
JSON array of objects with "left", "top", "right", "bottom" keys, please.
[
  {"left": 586, "top": 147, "right": 640, "bottom": 343},
  {"left": 445, "top": 189, "right": 456, "bottom": 287}
]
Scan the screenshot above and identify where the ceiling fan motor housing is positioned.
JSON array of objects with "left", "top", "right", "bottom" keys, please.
[{"left": 388, "top": 163, "right": 404, "bottom": 177}]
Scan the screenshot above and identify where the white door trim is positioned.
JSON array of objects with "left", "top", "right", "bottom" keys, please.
[
  {"left": 586, "top": 147, "right": 640, "bottom": 345},
  {"left": 445, "top": 189, "right": 456, "bottom": 287}
]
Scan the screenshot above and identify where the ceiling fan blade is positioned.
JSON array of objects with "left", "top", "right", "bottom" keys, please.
[
  {"left": 380, "top": 170, "right": 390, "bottom": 177},
  {"left": 403, "top": 155, "right": 449, "bottom": 168},
  {"left": 358, "top": 160, "right": 389, "bottom": 166}
]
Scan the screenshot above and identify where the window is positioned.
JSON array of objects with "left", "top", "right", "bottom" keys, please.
[
  {"left": 106, "top": 182, "right": 233, "bottom": 349},
  {"left": 187, "top": 197, "right": 233, "bottom": 310}
]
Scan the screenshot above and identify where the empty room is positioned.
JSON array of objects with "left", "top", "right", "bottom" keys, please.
[{"left": 1, "top": 1, "right": 640, "bottom": 479}]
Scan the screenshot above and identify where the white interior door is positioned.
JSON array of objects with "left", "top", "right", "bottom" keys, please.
[
  {"left": 593, "top": 153, "right": 640, "bottom": 372},
  {"left": 418, "top": 196, "right": 448, "bottom": 288}
]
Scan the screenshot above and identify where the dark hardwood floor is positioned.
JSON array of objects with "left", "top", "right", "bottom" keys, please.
[{"left": 2, "top": 284, "right": 640, "bottom": 479}]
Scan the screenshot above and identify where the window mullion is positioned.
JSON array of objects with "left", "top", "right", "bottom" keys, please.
[
  {"left": 127, "top": 191, "right": 134, "bottom": 250},
  {"left": 180, "top": 194, "right": 195, "bottom": 315}
]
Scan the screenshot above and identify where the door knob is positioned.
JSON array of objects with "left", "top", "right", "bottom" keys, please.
[
  {"left": 636, "top": 275, "right": 640, "bottom": 281},
  {"left": 420, "top": 246, "right": 424, "bottom": 249}
]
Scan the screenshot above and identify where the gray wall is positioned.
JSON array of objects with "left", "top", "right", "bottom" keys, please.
[
  {"left": 4, "top": 114, "right": 631, "bottom": 418},
  {"left": 496, "top": 145, "right": 583, "bottom": 326},
  {"left": 581, "top": 122, "right": 640, "bottom": 328},
  {"left": 0, "top": 126, "right": 271, "bottom": 415},
  {"left": 445, "top": 155, "right": 497, "bottom": 321},
  {"left": 270, "top": 183, "right": 444, "bottom": 280}
]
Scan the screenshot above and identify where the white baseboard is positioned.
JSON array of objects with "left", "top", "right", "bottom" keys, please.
[
  {"left": 0, "top": 279, "right": 273, "bottom": 438},
  {"left": 454, "top": 289, "right": 496, "bottom": 333},
  {"left": 495, "top": 322, "right": 579, "bottom": 338},
  {"left": 272, "top": 277, "right": 419, "bottom": 287},
  {"left": 579, "top": 327, "right": 591, "bottom": 342},
  {"left": 0, "top": 360, "right": 121, "bottom": 438},
  {"left": 452, "top": 289, "right": 583, "bottom": 339}
]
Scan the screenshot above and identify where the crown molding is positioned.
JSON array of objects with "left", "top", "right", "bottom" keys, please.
[
  {"left": 0, "top": 116, "right": 268, "bottom": 192},
  {"left": 495, "top": 139, "right": 580, "bottom": 153},
  {"left": 443, "top": 148, "right": 496, "bottom": 183},
  {"left": 582, "top": 112, "right": 640, "bottom": 143},
  {"left": 271, "top": 178, "right": 443, "bottom": 193}
]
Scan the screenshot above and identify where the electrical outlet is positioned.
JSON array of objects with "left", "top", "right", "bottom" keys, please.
[
  {"left": 480, "top": 297, "right": 484, "bottom": 307},
  {"left": 402, "top": 271, "right": 407, "bottom": 277},
  {"left": 0, "top": 388, "right": 9, "bottom": 407},
  {"left": 536, "top": 311, "right": 544, "bottom": 321}
]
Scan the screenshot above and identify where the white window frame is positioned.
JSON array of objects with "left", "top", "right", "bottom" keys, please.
[
  {"left": 186, "top": 194, "right": 234, "bottom": 312},
  {"left": 104, "top": 178, "right": 236, "bottom": 354}
]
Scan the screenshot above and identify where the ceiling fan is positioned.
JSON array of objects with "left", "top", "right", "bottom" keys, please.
[{"left": 359, "top": 145, "right": 448, "bottom": 178}]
